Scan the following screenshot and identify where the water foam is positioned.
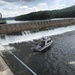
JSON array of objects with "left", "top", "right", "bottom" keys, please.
[{"left": 0, "top": 25, "right": 75, "bottom": 45}]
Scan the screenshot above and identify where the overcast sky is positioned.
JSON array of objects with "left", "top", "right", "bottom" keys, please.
[{"left": 0, "top": 0, "right": 75, "bottom": 18}]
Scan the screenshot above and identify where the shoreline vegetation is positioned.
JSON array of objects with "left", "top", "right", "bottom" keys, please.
[
  {"left": 15, "top": 5, "right": 75, "bottom": 21},
  {"left": 0, "top": 19, "right": 6, "bottom": 24}
]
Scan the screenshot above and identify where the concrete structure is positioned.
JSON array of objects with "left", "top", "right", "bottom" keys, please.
[
  {"left": 0, "top": 18, "right": 75, "bottom": 34},
  {"left": 0, "top": 56, "right": 14, "bottom": 75}
]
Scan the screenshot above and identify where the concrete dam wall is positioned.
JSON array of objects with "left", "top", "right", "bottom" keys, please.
[{"left": 0, "top": 18, "right": 75, "bottom": 34}]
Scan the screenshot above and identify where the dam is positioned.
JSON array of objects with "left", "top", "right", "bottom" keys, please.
[{"left": 0, "top": 18, "right": 75, "bottom": 34}]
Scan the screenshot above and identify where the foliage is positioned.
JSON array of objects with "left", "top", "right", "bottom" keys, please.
[
  {"left": 0, "top": 19, "right": 6, "bottom": 24},
  {"left": 15, "top": 5, "right": 75, "bottom": 21}
]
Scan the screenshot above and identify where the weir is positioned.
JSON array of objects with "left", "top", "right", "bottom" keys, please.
[{"left": 0, "top": 18, "right": 75, "bottom": 34}]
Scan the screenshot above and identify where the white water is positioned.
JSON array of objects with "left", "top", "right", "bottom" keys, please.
[
  {"left": 0, "top": 44, "right": 15, "bottom": 51},
  {"left": 0, "top": 25, "right": 75, "bottom": 45},
  {"left": 0, "top": 44, "right": 5, "bottom": 51}
]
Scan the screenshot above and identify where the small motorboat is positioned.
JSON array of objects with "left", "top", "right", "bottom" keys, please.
[{"left": 32, "top": 37, "right": 53, "bottom": 52}]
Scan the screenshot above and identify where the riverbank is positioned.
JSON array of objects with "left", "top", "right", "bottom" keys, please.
[{"left": 1, "top": 30, "right": 75, "bottom": 75}]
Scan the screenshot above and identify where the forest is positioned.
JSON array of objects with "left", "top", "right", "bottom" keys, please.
[{"left": 15, "top": 5, "right": 75, "bottom": 21}]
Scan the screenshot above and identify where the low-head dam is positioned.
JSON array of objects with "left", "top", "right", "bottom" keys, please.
[{"left": 0, "top": 18, "right": 75, "bottom": 34}]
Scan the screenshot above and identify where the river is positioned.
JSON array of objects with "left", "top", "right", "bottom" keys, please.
[
  {"left": 6, "top": 19, "right": 29, "bottom": 24},
  {"left": 1, "top": 29, "right": 75, "bottom": 75},
  {"left": 0, "top": 20, "right": 75, "bottom": 75}
]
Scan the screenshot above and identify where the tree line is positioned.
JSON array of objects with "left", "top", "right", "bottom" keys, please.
[{"left": 15, "top": 5, "right": 75, "bottom": 21}]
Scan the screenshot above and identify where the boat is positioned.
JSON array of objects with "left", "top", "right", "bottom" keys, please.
[{"left": 32, "top": 37, "right": 53, "bottom": 52}]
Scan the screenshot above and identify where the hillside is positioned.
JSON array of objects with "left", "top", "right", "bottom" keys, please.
[{"left": 15, "top": 5, "right": 75, "bottom": 21}]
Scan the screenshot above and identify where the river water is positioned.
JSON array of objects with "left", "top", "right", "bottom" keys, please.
[
  {"left": 6, "top": 19, "right": 29, "bottom": 24},
  {"left": 1, "top": 30, "right": 75, "bottom": 75},
  {"left": 1, "top": 20, "right": 75, "bottom": 75}
]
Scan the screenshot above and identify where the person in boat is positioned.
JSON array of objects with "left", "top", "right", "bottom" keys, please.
[{"left": 40, "top": 40, "right": 45, "bottom": 47}]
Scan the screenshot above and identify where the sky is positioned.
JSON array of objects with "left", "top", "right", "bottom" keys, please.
[{"left": 0, "top": 0, "right": 75, "bottom": 18}]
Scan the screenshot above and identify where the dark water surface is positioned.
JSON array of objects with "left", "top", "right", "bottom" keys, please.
[{"left": 2, "top": 30, "right": 75, "bottom": 75}]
